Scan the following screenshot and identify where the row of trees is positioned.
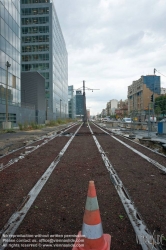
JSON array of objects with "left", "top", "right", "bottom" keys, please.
[{"left": 154, "top": 96, "right": 166, "bottom": 117}]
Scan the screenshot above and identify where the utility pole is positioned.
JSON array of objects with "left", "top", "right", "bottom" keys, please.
[
  {"left": 74, "top": 82, "right": 99, "bottom": 123},
  {"left": 83, "top": 80, "right": 87, "bottom": 123},
  {"left": 6, "top": 61, "right": 11, "bottom": 123},
  {"left": 152, "top": 69, "right": 156, "bottom": 122}
]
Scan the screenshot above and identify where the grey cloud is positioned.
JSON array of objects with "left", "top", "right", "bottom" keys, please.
[{"left": 55, "top": 0, "right": 166, "bottom": 114}]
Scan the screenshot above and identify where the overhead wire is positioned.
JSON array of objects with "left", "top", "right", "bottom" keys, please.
[{"left": 155, "top": 69, "right": 166, "bottom": 78}]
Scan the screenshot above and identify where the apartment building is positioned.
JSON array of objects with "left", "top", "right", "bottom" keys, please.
[
  {"left": 101, "top": 108, "right": 106, "bottom": 117},
  {"left": 106, "top": 99, "right": 118, "bottom": 116},
  {"left": 161, "top": 87, "right": 166, "bottom": 95},
  {"left": 115, "top": 99, "right": 128, "bottom": 118},
  {"left": 128, "top": 75, "right": 160, "bottom": 114},
  {"left": 21, "top": 0, "right": 68, "bottom": 119}
]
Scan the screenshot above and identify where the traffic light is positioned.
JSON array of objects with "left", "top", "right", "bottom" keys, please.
[{"left": 150, "top": 95, "right": 153, "bottom": 102}]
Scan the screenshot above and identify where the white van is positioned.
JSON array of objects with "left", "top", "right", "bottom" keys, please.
[
  {"left": 145, "top": 117, "right": 157, "bottom": 122},
  {"left": 102, "top": 118, "right": 111, "bottom": 122},
  {"left": 122, "top": 118, "right": 132, "bottom": 123}
]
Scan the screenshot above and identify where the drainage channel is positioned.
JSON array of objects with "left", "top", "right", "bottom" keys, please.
[
  {"left": 0, "top": 123, "right": 78, "bottom": 172},
  {"left": 88, "top": 123, "right": 162, "bottom": 250},
  {"left": 93, "top": 123, "right": 166, "bottom": 174},
  {"left": 0, "top": 123, "right": 82, "bottom": 250}
]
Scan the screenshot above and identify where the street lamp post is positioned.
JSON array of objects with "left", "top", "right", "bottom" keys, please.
[
  {"left": 60, "top": 99, "right": 62, "bottom": 118},
  {"left": 65, "top": 104, "right": 67, "bottom": 118},
  {"left": 46, "top": 99, "right": 48, "bottom": 121},
  {"left": 6, "top": 61, "right": 11, "bottom": 122}
]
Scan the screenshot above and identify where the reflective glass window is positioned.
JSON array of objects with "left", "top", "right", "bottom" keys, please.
[
  {"left": 0, "top": 35, "right": 6, "bottom": 52},
  {"left": 0, "top": 18, "right": 5, "bottom": 37},
  {"left": 1, "top": 68, "right": 6, "bottom": 83},
  {"left": 1, "top": 0, "right": 5, "bottom": 6},
  {"left": 4, "top": 0, "right": 8, "bottom": 9},
  {"left": 8, "top": 14, "right": 12, "bottom": 29},
  {"left": 0, "top": 2, "right": 5, "bottom": 20},
  {"left": 4, "top": 7, "right": 9, "bottom": 24},
  {"left": 5, "top": 23, "right": 9, "bottom": 42}
]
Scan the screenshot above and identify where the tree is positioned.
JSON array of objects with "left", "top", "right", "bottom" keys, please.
[
  {"left": 155, "top": 106, "right": 161, "bottom": 120},
  {"left": 155, "top": 96, "right": 166, "bottom": 117}
]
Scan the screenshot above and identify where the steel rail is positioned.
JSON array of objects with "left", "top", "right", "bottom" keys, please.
[
  {"left": 106, "top": 126, "right": 166, "bottom": 158},
  {"left": 0, "top": 123, "right": 82, "bottom": 250},
  {"left": 0, "top": 123, "right": 78, "bottom": 172},
  {"left": 88, "top": 122, "right": 162, "bottom": 250},
  {"left": 93, "top": 123, "right": 166, "bottom": 174},
  {"left": 0, "top": 123, "right": 77, "bottom": 159}
]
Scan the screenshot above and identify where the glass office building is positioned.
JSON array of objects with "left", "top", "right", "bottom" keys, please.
[
  {"left": 68, "top": 85, "right": 76, "bottom": 119},
  {"left": 21, "top": 0, "right": 68, "bottom": 119},
  {"left": 76, "top": 90, "right": 84, "bottom": 117},
  {"left": 0, "top": 0, "right": 21, "bottom": 124}
]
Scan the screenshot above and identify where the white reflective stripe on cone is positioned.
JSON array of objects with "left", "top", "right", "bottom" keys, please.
[
  {"left": 85, "top": 197, "right": 99, "bottom": 211},
  {"left": 82, "top": 223, "right": 103, "bottom": 239}
]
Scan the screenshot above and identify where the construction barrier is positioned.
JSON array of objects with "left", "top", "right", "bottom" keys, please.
[{"left": 72, "top": 181, "right": 111, "bottom": 250}]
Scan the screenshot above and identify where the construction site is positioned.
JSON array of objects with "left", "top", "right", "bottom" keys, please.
[{"left": 0, "top": 121, "right": 166, "bottom": 250}]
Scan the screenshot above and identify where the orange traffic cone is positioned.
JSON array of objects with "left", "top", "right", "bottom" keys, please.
[{"left": 72, "top": 181, "right": 111, "bottom": 250}]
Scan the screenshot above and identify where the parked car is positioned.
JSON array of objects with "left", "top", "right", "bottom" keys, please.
[
  {"left": 122, "top": 118, "right": 132, "bottom": 123},
  {"left": 159, "top": 118, "right": 166, "bottom": 122}
]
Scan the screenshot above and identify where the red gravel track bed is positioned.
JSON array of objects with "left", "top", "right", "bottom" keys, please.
[
  {"left": 90, "top": 124, "right": 166, "bottom": 240},
  {"left": 114, "top": 134, "right": 166, "bottom": 167},
  {"left": 0, "top": 136, "right": 71, "bottom": 229},
  {"left": 0, "top": 124, "right": 80, "bottom": 166},
  {"left": 11, "top": 125, "right": 142, "bottom": 250}
]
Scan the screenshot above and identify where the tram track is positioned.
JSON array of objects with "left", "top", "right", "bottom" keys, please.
[
  {"left": 90, "top": 123, "right": 166, "bottom": 248},
  {"left": 2, "top": 123, "right": 142, "bottom": 250},
  {"left": 0, "top": 122, "right": 165, "bottom": 250},
  {"left": 96, "top": 122, "right": 166, "bottom": 158},
  {"left": 0, "top": 124, "right": 81, "bottom": 230},
  {"left": 93, "top": 122, "right": 166, "bottom": 174},
  {"left": 0, "top": 123, "right": 78, "bottom": 172},
  {"left": 89, "top": 122, "right": 163, "bottom": 250},
  {"left": 0, "top": 123, "right": 82, "bottom": 250},
  {"left": 112, "top": 130, "right": 166, "bottom": 158}
]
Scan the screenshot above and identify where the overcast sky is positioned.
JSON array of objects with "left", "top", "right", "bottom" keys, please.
[{"left": 55, "top": 0, "right": 166, "bottom": 115}]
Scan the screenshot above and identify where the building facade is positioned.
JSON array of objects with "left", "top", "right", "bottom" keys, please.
[
  {"left": 76, "top": 90, "right": 83, "bottom": 118},
  {"left": 21, "top": 0, "right": 68, "bottom": 119},
  {"left": 161, "top": 87, "right": 166, "bottom": 95},
  {"left": 0, "top": 0, "right": 21, "bottom": 126},
  {"left": 106, "top": 99, "right": 118, "bottom": 116},
  {"left": 128, "top": 75, "right": 160, "bottom": 115},
  {"left": 68, "top": 85, "right": 76, "bottom": 119},
  {"left": 21, "top": 72, "right": 45, "bottom": 124},
  {"left": 101, "top": 108, "right": 106, "bottom": 117},
  {"left": 115, "top": 99, "right": 128, "bottom": 118}
]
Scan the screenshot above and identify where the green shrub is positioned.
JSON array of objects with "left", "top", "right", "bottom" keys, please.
[
  {"left": 18, "top": 123, "right": 23, "bottom": 130},
  {"left": 23, "top": 122, "right": 29, "bottom": 130}
]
